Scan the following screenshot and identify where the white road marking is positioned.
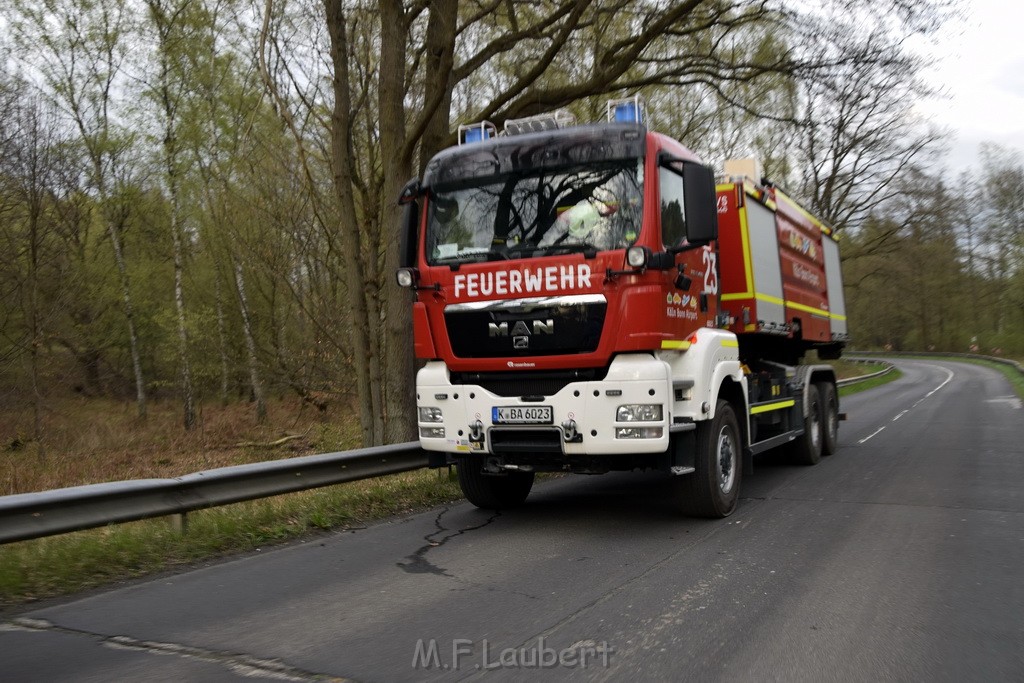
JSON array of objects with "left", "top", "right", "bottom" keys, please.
[
  {"left": 910, "top": 365, "right": 955, "bottom": 409},
  {"left": 858, "top": 426, "right": 886, "bottom": 444},
  {"left": 859, "top": 364, "right": 955, "bottom": 445},
  {"left": 986, "top": 396, "right": 1023, "bottom": 410}
]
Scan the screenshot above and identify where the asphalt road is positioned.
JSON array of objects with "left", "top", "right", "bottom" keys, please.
[{"left": 2, "top": 359, "right": 1022, "bottom": 682}]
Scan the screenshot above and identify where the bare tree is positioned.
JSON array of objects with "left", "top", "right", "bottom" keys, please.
[{"left": 12, "top": 0, "right": 150, "bottom": 418}]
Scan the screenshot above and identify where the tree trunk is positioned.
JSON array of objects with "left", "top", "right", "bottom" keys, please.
[
  {"left": 326, "top": 0, "right": 381, "bottom": 445},
  {"left": 171, "top": 198, "right": 196, "bottom": 430},
  {"left": 234, "top": 258, "right": 267, "bottom": 422},
  {"left": 107, "top": 216, "right": 147, "bottom": 418},
  {"left": 215, "top": 272, "right": 230, "bottom": 407},
  {"left": 27, "top": 183, "right": 45, "bottom": 460},
  {"left": 151, "top": 0, "right": 197, "bottom": 430},
  {"left": 378, "top": 0, "right": 416, "bottom": 443}
]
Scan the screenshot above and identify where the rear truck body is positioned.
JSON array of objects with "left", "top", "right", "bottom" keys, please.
[{"left": 396, "top": 100, "right": 847, "bottom": 517}]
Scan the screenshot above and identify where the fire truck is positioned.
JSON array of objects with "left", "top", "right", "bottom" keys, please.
[{"left": 396, "top": 98, "right": 848, "bottom": 517}]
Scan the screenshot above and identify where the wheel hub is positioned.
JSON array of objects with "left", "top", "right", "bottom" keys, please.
[{"left": 717, "top": 428, "right": 736, "bottom": 494}]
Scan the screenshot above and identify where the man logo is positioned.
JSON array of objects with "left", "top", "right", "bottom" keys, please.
[
  {"left": 513, "top": 336, "right": 529, "bottom": 349},
  {"left": 488, "top": 319, "right": 555, "bottom": 338}
]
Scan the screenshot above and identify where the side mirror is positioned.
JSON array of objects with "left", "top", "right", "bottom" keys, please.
[
  {"left": 682, "top": 162, "right": 718, "bottom": 245},
  {"left": 397, "top": 178, "right": 421, "bottom": 269},
  {"left": 398, "top": 178, "right": 420, "bottom": 205}
]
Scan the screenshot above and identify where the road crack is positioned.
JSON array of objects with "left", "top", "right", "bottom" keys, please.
[
  {"left": 397, "top": 507, "right": 501, "bottom": 576},
  {"left": 4, "top": 617, "right": 349, "bottom": 681}
]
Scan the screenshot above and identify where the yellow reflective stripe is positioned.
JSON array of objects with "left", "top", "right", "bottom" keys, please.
[
  {"left": 786, "top": 300, "right": 832, "bottom": 319},
  {"left": 721, "top": 293, "right": 846, "bottom": 321},
  {"left": 661, "top": 340, "right": 691, "bottom": 350},
  {"left": 755, "top": 292, "right": 785, "bottom": 307},
  {"left": 721, "top": 339, "right": 739, "bottom": 348},
  {"left": 750, "top": 399, "right": 795, "bottom": 415}
]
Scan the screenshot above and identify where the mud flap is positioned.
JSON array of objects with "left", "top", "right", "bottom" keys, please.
[
  {"left": 427, "top": 451, "right": 451, "bottom": 468},
  {"left": 669, "top": 430, "right": 696, "bottom": 474}
]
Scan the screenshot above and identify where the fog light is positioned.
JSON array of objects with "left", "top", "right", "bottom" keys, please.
[
  {"left": 420, "top": 427, "right": 445, "bottom": 438},
  {"left": 616, "top": 404, "right": 663, "bottom": 422},
  {"left": 615, "top": 427, "right": 663, "bottom": 439},
  {"left": 418, "top": 406, "right": 443, "bottom": 423}
]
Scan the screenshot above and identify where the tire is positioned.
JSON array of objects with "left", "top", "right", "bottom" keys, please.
[
  {"left": 791, "top": 384, "right": 823, "bottom": 466},
  {"left": 457, "top": 460, "right": 534, "bottom": 510},
  {"left": 674, "top": 400, "right": 742, "bottom": 518},
  {"left": 817, "top": 381, "right": 839, "bottom": 456}
]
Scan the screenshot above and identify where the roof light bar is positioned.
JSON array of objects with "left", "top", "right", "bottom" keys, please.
[
  {"left": 607, "top": 95, "right": 644, "bottom": 124},
  {"left": 504, "top": 109, "right": 576, "bottom": 136}
]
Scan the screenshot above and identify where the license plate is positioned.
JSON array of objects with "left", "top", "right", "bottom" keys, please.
[{"left": 492, "top": 405, "right": 553, "bottom": 425}]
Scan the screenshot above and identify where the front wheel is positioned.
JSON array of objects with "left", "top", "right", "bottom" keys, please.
[
  {"left": 674, "top": 400, "right": 742, "bottom": 518},
  {"left": 457, "top": 460, "right": 534, "bottom": 510}
]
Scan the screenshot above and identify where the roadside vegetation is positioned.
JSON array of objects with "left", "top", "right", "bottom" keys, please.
[
  {"left": 964, "top": 358, "right": 1024, "bottom": 399},
  {"left": 838, "top": 367, "right": 903, "bottom": 397},
  {"left": 0, "top": 360, "right": 893, "bottom": 607}
]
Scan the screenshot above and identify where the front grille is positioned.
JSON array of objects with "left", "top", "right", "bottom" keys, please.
[
  {"left": 490, "top": 428, "right": 563, "bottom": 455},
  {"left": 451, "top": 367, "right": 607, "bottom": 398},
  {"left": 445, "top": 297, "right": 607, "bottom": 358}
]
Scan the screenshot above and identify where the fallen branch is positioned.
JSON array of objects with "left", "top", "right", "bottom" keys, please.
[{"left": 234, "top": 434, "right": 306, "bottom": 449}]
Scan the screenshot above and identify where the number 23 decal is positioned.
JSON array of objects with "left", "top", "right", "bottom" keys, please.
[{"left": 702, "top": 248, "right": 719, "bottom": 295}]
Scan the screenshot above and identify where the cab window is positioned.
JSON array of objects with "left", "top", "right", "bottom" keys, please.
[{"left": 659, "top": 165, "right": 686, "bottom": 249}]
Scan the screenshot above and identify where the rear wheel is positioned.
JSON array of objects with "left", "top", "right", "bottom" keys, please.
[
  {"left": 457, "top": 460, "right": 534, "bottom": 510},
  {"left": 817, "top": 381, "right": 839, "bottom": 456},
  {"left": 791, "top": 384, "right": 823, "bottom": 466},
  {"left": 674, "top": 400, "right": 742, "bottom": 518}
]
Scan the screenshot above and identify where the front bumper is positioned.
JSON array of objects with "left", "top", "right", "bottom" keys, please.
[{"left": 416, "top": 354, "right": 672, "bottom": 456}]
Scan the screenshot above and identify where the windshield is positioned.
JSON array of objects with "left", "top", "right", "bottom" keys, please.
[{"left": 426, "top": 159, "right": 643, "bottom": 265}]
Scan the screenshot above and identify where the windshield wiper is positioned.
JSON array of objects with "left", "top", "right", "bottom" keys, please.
[
  {"left": 504, "top": 241, "right": 599, "bottom": 258},
  {"left": 434, "top": 250, "right": 508, "bottom": 269},
  {"left": 534, "top": 242, "right": 600, "bottom": 258}
]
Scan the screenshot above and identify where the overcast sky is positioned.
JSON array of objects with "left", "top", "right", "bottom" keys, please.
[{"left": 915, "top": 0, "right": 1024, "bottom": 171}]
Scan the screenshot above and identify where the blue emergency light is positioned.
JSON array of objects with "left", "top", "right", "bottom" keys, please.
[
  {"left": 458, "top": 121, "right": 496, "bottom": 145},
  {"left": 614, "top": 101, "right": 642, "bottom": 123},
  {"left": 464, "top": 127, "right": 488, "bottom": 143},
  {"left": 606, "top": 95, "right": 645, "bottom": 125}
]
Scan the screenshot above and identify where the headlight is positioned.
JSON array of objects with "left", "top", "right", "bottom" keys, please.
[
  {"left": 616, "top": 404, "right": 663, "bottom": 422},
  {"left": 418, "top": 407, "right": 443, "bottom": 423},
  {"left": 396, "top": 268, "right": 417, "bottom": 288},
  {"left": 420, "top": 427, "right": 445, "bottom": 438},
  {"left": 616, "top": 427, "right": 663, "bottom": 439},
  {"left": 626, "top": 246, "right": 647, "bottom": 268}
]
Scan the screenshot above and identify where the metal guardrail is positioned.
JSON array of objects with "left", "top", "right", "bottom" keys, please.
[
  {"left": 0, "top": 442, "right": 428, "bottom": 545},
  {"left": 851, "top": 351, "right": 1024, "bottom": 376},
  {"left": 836, "top": 360, "right": 895, "bottom": 387}
]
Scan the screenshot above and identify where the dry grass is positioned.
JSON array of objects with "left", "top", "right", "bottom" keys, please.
[{"left": 0, "top": 394, "right": 362, "bottom": 495}]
